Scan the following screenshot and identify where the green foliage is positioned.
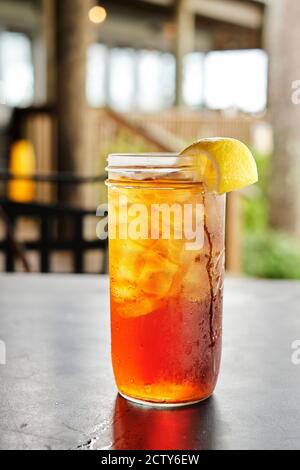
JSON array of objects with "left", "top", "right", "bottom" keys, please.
[
  {"left": 242, "top": 150, "right": 270, "bottom": 233},
  {"left": 242, "top": 150, "right": 300, "bottom": 279},
  {"left": 242, "top": 230, "right": 300, "bottom": 279}
]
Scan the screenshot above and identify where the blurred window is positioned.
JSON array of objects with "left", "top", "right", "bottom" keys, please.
[
  {"left": 183, "top": 52, "right": 204, "bottom": 107},
  {"left": 86, "top": 45, "right": 267, "bottom": 114},
  {"left": 137, "top": 50, "right": 175, "bottom": 111},
  {"left": 160, "top": 53, "right": 176, "bottom": 109},
  {"left": 0, "top": 32, "right": 34, "bottom": 107},
  {"left": 87, "top": 45, "right": 175, "bottom": 111},
  {"left": 204, "top": 49, "right": 268, "bottom": 113},
  {"left": 86, "top": 43, "right": 108, "bottom": 107},
  {"left": 109, "top": 48, "right": 136, "bottom": 112}
]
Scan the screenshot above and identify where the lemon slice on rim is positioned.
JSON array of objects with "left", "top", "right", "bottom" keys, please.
[{"left": 180, "top": 137, "right": 258, "bottom": 193}]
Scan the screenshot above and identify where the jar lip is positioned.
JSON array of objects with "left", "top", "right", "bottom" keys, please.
[
  {"left": 107, "top": 153, "right": 193, "bottom": 169},
  {"left": 106, "top": 153, "right": 221, "bottom": 193},
  {"left": 108, "top": 153, "right": 179, "bottom": 158}
]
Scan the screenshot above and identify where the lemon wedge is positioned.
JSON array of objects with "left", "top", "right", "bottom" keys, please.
[{"left": 180, "top": 137, "right": 258, "bottom": 193}]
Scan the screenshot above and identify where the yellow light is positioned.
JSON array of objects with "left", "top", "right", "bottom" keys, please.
[
  {"left": 89, "top": 6, "right": 107, "bottom": 24},
  {"left": 8, "top": 140, "right": 36, "bottom": 203}
]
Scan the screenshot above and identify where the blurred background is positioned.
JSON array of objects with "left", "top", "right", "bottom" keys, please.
[{"left": 0, "top": 0, "right": 299, "bottom": 278}]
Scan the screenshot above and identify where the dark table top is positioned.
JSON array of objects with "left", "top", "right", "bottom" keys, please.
[{"left": 0, "top": 274, "right": 300, "bottom": 450}]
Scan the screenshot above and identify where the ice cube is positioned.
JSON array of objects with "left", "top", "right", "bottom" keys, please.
[
  {"left": 139, "top": 252, "right": 178, "bottom": 297},
  {"left": 112, "top": 295, "right": 163, "bottom": 318}
]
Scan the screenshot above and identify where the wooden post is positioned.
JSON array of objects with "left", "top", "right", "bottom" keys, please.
[
  {"left": 266, "top": 0, "right": 300, "bottom": 237},
  {"left": 175, "top": 0, "right": 195, "bottom": 107},
  {"left": 55, "top": 0, "right": 96, "bottom": 207},
  {"left": 42, "top": 0, "right": 56, "bottom": 104}
]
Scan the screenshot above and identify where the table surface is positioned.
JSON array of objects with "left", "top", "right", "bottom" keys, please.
[{"left": 1, "top": 274, "right": 300, "bottom": 450}]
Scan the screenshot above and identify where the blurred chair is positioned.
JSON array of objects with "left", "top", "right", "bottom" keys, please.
[
  {"left": 0, "top": 172, "right": 108, "bottom": 274},
  {"left": 0, "top": 106, "right": 108, "bottom": 274}
]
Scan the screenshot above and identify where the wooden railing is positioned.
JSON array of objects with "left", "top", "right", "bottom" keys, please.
[
  {"left": 0, "top": 198, "right": 108, "bottom": 274},
  {"left": 0, "top": 171, "right": 107, "bottom": 274},
  {"left": 127, "top": 109, "right": 257, "bottom": 145}
]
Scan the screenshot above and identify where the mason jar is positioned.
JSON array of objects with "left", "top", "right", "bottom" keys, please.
[{"left": 106, "top": 153, "right": 225, "bottom": 407}]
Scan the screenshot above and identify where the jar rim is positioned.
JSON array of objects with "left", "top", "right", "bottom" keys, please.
[
  {"left": 107, "top": 153, "right": 195, "bottom": 170},
  {"left": 106, "top": 153, "right": 220, "bottom": 193}
]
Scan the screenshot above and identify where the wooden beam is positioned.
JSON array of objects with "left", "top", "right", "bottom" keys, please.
[
  {"left": 138, "top": 0, "right": 172, "bottom": 5},
  {"left": 0, "top": 1, "right": 39, "bottom": 31},
  {"left": 105, "top": 107, "right": 179, "bottom": 152},
  {"left": 175, "top": 0, "right": 195, "bottom": 106},
  {"left": 267, "top": 0, "right": 300, "bottom": 236},
  {"left": 42, "top": 0, "right": 56, "bottom": 104},
  {"left": 55, "top": 0, "right": 96, "bottom": 208},
  {"left": 189, "top": 0, "right": 263, "bottom": 29}
]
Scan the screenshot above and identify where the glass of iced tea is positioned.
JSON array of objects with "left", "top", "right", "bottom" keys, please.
[{"left": 106, "top": 153, "right": 225, "bottom": 407}]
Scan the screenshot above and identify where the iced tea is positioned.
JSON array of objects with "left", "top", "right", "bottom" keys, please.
[{"left": 107, "top": 154, "right": 225, "bottom": 406}]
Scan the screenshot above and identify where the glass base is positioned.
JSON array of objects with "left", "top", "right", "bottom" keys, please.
[{"left": 119, "top": 391, "right": 212, "bottom": 409}]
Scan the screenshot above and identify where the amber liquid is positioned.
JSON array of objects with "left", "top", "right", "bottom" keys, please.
[{"left": 109, "top": 183, "right": 225, "bottom": 405}]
